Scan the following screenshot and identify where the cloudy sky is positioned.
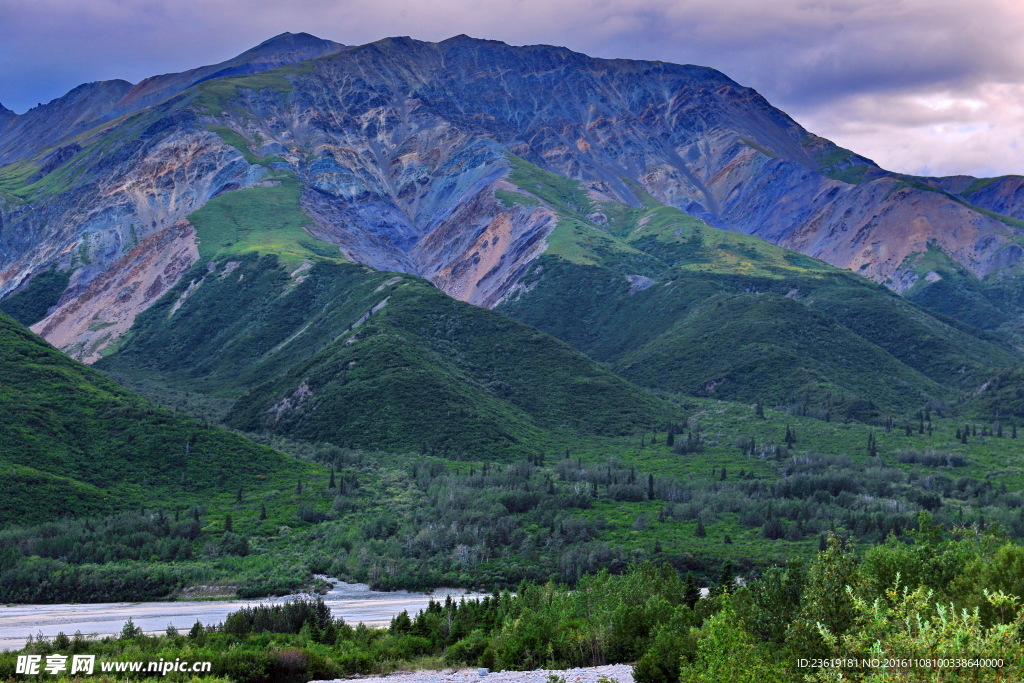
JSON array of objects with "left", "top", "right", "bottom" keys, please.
[{"left": 1, "top": 0, "right": 1021, "bottom": 177}]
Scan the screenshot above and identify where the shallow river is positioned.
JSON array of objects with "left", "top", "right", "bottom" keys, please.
[{"left": 0, "top": 578, "right": 476, "bottom": 651}]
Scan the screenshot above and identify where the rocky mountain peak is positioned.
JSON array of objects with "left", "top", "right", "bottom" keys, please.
[
  {"left": 234, "top": 31, "right": 344, "bottom": 61},
  {"left": 0, "top": 102, "right": 14, "bottom": 129}
]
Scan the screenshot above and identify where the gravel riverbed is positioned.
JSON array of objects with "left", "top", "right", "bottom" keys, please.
[{"left": 312, "top": 664, "right": 634, "bottom": 682}]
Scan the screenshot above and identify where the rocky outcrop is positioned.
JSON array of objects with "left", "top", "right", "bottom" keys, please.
[
  {"left": 960, "top": 176, "right": 1024, "bottom": 219},
  {"left": 412, "top": 180, "right": 557, "bottom": 306},
  {"left": 689, "top": 148, "right": 1024, "bottom": 283},
  {"left": 0, "top": 102, "right": 14, "bottom": 131},
  {"left": 32, "top": 221, "right": 198, "bottom": 362},
  {"left": 0, "top": 129, "right": 264, "bottom": 301},
  {"left": 0, "top": 123, "right": 270, "bottom": 366}
]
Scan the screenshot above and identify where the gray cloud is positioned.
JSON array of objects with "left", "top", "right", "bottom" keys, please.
[{"left": 0, "top": 0, "right": 1021, "bottom": 176}]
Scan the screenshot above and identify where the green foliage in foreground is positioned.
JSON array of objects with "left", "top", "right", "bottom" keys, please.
[{"left": 5, "top": 523, "right": 1024, "bottom": 682}]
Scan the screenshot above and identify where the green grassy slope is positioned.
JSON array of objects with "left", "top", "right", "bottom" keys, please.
[
  {"left": 225, "top": 275, "right": 673, "bottom": 454},
  {"left": 496, "top": 157, "right": 1020, "bottom": 418},
  {"left": 188, "top": 177, "right": 344, "bottom": 263},
  {"left": 0, "top": 311, "right": 317, "bottom": 525},
  {"left": 101, "top": 255, "right": 674, "bottom": 458}
]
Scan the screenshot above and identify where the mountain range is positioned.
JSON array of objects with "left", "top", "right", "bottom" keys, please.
[
  {"left": 1, "top": 31, "right": 1023, "bottom": 461},
  {"left": 5, "top": 32, "right": 1024, "bottom": 612}
]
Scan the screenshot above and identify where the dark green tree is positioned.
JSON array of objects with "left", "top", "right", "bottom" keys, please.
[{"left": 683, "top": 572, "right": 700, "bottom": 608}]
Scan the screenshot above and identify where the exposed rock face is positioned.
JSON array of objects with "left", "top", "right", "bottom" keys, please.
[
  {"left": 948, "top": 175, "right": 1024, "bottom": 220},
  {"left": 204, "top": 34, "right": 1022, "bottom": 289},
  {"left": 0, "top": 80, "right": 133, "bottom": 163},
  {"left": 1, "top": 129, "right": 264, "bottom": 300},
  {"left": 32, "top": 221, "right": 198, "bottom": 362},
  {"left": 412, "top": 180, "right": 556, "bottom": 307},
  {"left": 712, "top": 158, "right": 1023, "bottom": 285},
  {"left": 0, "top": 32, "right": 342, "bottom": 165},
  {"left": 3, "top": 33, "right": 1024, "bottom": 360}
]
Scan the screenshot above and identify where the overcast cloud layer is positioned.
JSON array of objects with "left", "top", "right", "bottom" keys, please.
[{"left": 1, "top": 0, "right": 1021, "bottom": 177}]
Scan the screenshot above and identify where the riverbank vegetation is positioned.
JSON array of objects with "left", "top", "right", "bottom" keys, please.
[{"left": 3, "top": 520, "right": 1023, "bottom": 682}]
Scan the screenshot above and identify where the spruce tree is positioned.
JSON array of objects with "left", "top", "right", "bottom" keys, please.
[
  {"left": 683, "top": 572, "right": 700, "bottom": 608},
  {"left": 717, "top": 560, "right": 736, "bottom": 594},
  {"left": 695, "top": 519, "right": 707, "bottom": 537},
  {"left": 259, "top": 503, "right": 267, "bottom": 521},
  {"left": 224, "top": 514, "right": 233, "bottom": 533}
]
